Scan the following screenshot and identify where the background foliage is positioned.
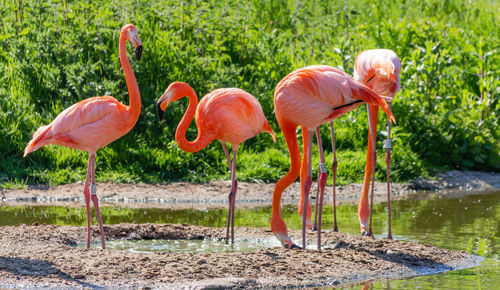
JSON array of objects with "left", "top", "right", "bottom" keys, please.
[{"left": 0, "top": 0, "right": 498, "bottom": 188}]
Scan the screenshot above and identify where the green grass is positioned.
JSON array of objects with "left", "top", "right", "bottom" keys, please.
[{"left": 0, "top": 0, "right": 498, "bottom": 188}]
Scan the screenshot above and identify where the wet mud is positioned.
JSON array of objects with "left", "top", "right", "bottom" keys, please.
[{"left": 0, "top": 223, "right": 480, "bottom": 288}]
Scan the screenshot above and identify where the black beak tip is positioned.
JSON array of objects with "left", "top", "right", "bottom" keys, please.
[
  {"left": 135, "top": 45, "right": 143, "bottom": 61},
  {"left": 289, "top": 244, "right": 302, "bottom": 250},
  {"left": 156, "top": 102, "right": 164, "bottom": 122}
]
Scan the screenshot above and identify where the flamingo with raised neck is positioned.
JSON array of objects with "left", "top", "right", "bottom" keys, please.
[{"left": 23, "top": 24, "right": 143, "bottom": 249}]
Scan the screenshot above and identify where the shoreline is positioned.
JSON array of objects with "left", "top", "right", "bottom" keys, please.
[{"left": 2, "top": 170, "right": 499, "bottom": 209}]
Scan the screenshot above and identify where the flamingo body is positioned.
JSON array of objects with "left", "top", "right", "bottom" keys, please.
[
  {"left": 24, "top": 96, "right": 132, "bottom": 155},
  {"left": 275, "top": 65, "right": 393, "bottom": 128},
  {"left": 196, "top": 88, "right": 274, "bottom": 145}
]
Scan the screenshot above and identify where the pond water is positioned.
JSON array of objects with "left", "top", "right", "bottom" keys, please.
[
  {"left": 1, "top": 189, "right": 499, "bottom": 288},
  {"left": 89, "top": 237, "right": 282, "bottom": 253}
]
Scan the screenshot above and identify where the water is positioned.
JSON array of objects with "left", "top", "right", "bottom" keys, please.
[
  {"left": 94, "top": 237, "right": 282, "bottom": 254},
  {"left": 1, "top": 189, "right": 499, "bottom": 288}
]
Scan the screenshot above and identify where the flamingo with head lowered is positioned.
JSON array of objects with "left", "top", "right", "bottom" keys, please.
[
  {"left": 271, "top": 65, "right": 395, "bottom": 250},
  {"left": 312, "top": 49, "right": 401, "bottom": 239},
  {"left": 354, "top": 49, "right": 401, "bottom": 238},
  {"left": 23, "top": 24, "right": 143, "bottom": 249},
  {"left": 156, "top": 82, "right": 276, "bottom": 243}
]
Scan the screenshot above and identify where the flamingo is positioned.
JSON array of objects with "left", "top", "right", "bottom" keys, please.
[
  {"left": 271, "top": 65, "right": 395, "bottom": 250},
  {"left": 156, "top": 82, "right": 276, "bottom": 243},
  {"left": 23, "top": 24, "right": 143, "bottom": 249},
  {"left": 312, "top": 49, "right": 401, "bottom": 238},
  {"left": 354, "top": 49, "right": 401, "bottom": 238}
]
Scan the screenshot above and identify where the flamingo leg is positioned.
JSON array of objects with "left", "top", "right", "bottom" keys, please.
[
  {"left": 222, "top": 143, "right": 233, "bottom": 244},
  {"left": 89, "top": 153, "right": 106, "bottom": 249},
  {"left": 360, "top": 105, "right": 379, "bottom": 235},
  {"left": 366, "top": 105, "right": 377, "bottom": 238},
  {"left": 312, "top": 129, "right": 321, "bottom": 231},
  {"left": 221, "top": 142, "right": 232, "bottom": 172},
  {"left": 385, "top": 104, "right": 393, "bottom": 240},
  {"left": 330, "top": 121, "right": 338, "bottom": 232},
  {"left": 312, "top": 160, "right": 320, "bottom": 231},
  {"left": 84, "top": 153, "right": 93, "bottom": 249},
  {"left": 299, "top": 127, "right": 313, "bottom": 250},
  {"left": 315, "top": 127, "right": 327, "bottom": 251},
  {"left": 230, "top": 145, "right": 239, "bottom": 244}
]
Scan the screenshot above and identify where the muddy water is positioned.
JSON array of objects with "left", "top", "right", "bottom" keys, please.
[
  {"left": 92, "top": 237, "right": 282, "bottom": 253},
  {"left": 1, "top": 189, "right": 499, "bottom": 288}
]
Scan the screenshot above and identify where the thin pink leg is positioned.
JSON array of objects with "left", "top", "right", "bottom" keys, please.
[
  {"left": 366, "top": 105, "right": 377, "bottom": 237},
  {"left": 84, "top": 154, "right": 92, "bottom": 249},
  {"left": 312, "top": 130, "right": 321, "bottom": 231},
  {"left": 385, "top": 104, "right": 393, "bottom": 239},
  {"left": 301, "top": 129, "right": 313, "bottom": 250},
  {"left": 230, "top": 146, "right": 239, "bottom": 244},
  {"left": 330, "top": 121, "right": 338, "bottom": 232},
  {"left": 89, "top": 153, "right": 106, "bottom": 249},
  {"left": 222, "top": 143, "right": 233, "bottom": 244},
  {"left": 312, "top": 176, "right": 320, "bottom": 230},
  {"left": 315, "top": 127, "right": 327, "bottom": 251},
  {"left": 221, "top": 142, "right": 232, "bottom": 170}
]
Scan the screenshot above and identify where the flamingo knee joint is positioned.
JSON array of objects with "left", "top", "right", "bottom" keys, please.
[
  {"left": 319, "top": 163, "right": 327, "bottom": 174},
  {"left": 383, "top": 139, "right": 392, "bottom": 150}
]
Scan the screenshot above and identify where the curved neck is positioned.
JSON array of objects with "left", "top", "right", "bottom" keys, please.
[
  {"left": 119, "top": 35, "right": 141, "bottom": 125},
  {"left": 174, "top": 87, "right": 213, "bottom": 153},
  {"left": 272, "top": 123, "right": 301, "bottom": 215}
]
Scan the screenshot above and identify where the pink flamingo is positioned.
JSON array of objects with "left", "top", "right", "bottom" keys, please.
[
  {"left": 354, "top": 49, "right": 401, "bottom": 238},
  {"left": 271, "top": 65, "right": 395, "bottom": 249},
  {"left": 23, "top": 24, "right": 143, "bottom": 249},
  {"left": 156, "top": 82, "right": 276, "bottom": 243},
  {"left": 312, "top": 49, "right": 401, "bottom": 238}
]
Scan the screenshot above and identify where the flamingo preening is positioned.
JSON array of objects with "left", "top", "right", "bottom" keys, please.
[
  {"left": 156, "top": 82, "right": 276, "bottom": 243},
  {"left": 23, "top": 24, "right": 143, "bottom": 249},
  {"left": 312, "top": 49, "right": 401, "bottom": 239},
  {"left": 354, "top": 49, "right": 401, "bottom": 238},
  {"left": 271, "top": 65, "right": 395, "bottom": 250}
]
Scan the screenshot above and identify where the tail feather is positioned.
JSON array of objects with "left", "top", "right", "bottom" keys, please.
[
  {"left": 262, "top": 121, "right": 276, "bottom": 142},
  {"left": 24, "top": 125, "right": 52, "bottom": 157},
  {"left": 355, "top": 84, "right": 396, "bottom": 124}
]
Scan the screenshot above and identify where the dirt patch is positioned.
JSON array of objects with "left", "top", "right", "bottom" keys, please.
[
  {"left": 3, "top": 170, "right": 499, "bottom": 209},
  {"left": 0, "top": 223, "right": 480, "bottom": 288}
]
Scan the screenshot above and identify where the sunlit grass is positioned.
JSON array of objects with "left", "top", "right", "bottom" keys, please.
[{"left": 0, "top": 0, "right": 498, "bottom": 187}]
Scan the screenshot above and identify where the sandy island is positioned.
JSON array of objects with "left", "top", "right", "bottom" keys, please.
[{"left": 0, "top": 170, "right": 498, "bottom": 288}]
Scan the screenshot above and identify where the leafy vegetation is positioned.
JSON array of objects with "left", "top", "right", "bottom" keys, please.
[{"left": 0, "top": 0, "right": 498, "bottom": 188}]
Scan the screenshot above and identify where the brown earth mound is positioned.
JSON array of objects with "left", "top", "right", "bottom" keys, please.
[{"left": 0, "top": 223, "right": 480, "bottom": 288}]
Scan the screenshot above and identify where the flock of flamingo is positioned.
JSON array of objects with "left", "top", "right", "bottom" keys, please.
[{"left": 23, "top": 24, "right": 401, "bottom": 251}]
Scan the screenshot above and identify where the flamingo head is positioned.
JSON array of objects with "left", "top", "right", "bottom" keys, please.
[
  {"left": 270, "top": 214, "right": 301, "bottom": 249},
  {"left": 156, "top": 82, "right": 196, "bottom": 121},
  {"left": 363, "top": 62, "right": 400, "bottom": 102},
  {"left": 354, "top": 49, "right": 401, "bottom": 102},
  {"left": 121, "top": 24, "right": 143, "bottom": 61}
]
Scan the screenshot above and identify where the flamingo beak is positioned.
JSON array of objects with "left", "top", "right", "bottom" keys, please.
[
  {"left": 135, "top": 45, "right": 143, "bottom": 61},
  {"left": 156, "top": 93, "right": 170, "bottom": 122},
  {"left": 156, "top": 101, "right": 164, "bottom": 122},
  {"left": 129, "top": 31, "right": 143, "bottom": 61}
]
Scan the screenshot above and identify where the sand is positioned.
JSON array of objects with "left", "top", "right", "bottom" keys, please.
[{"left": 0, "top": 223, "right": 480, "bottom": 288}]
